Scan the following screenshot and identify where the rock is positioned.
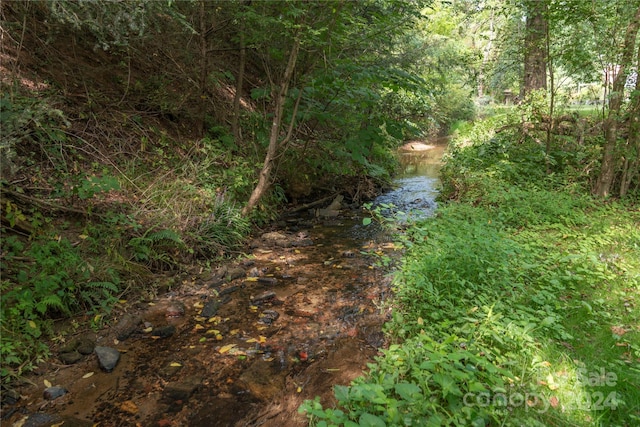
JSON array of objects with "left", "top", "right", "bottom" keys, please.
[
  {"left": 43, "top": 386, "right": 68, "bottom": 400},
  {"left": 58, "top": 351, "right": 83, "bottom": 365},
  {"left": 258, "top": 310, "right": 280, "bottom": 325},
  {"left": 21, "top": 414, "right": 93, "bottom": 427},
  {"left": 76, "top": 338, "right": 95, "bottom": 355},
  {"left": 293, "top": 238, "right": 314, "bottom": 247},
  {"left": 200, "top": 300, "right": 220, "bottom": 318},
  {"left": 165, "top": 300, "right": 186, "bottom": 318},
  {"left": 152, "top": 325, "right": 176, "bottom": 338},
  {"left": 252, "top": 291, "right": 276, "bottom": 304},
  {"left": 218, "top": 285, "right": 241, "bottom": 296},
  {"left": 163, "top": 376, "right": 201, "bottom": 401},
  {"left": 95, "top": 346, "right": 120, "bottom": 372},
  {"left": 20, "top": 413, "right": 62, "bottom": 427},
  {"left": 1, "top": 387, "right": 20, "bottom": 405},
  {"left": 113, "top": 313, "right": 141, "bottom": 341},
  {"left": 261, "top": 231, "right": 288, "bottom": 244},
  {"left": 226, "top": 267, "right": 246, "bottom": 281},
  {"left": 257, "top": 277, "right": 277, "bottom": 285}
]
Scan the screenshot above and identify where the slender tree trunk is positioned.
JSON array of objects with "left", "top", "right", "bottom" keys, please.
[
  {"left": 242, "top": 37, "right": 301, "bottom": 216},
  {"left": 595, "top": 5, "right": 640, "bottom": 197},
  {"left": 523, "top": 0, "right": 547, "bottom": 95},
  {"left": 232, "top": 13, "right": 246, "bottom": 144},
  {"left": 198, "top": 0, "right": 208, "bottom": 137},
  {"left": 545, "top": 13, "right": 554, "bottom": 173}
]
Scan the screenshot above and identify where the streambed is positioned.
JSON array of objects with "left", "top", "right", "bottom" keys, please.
[{"left": 3, "top": 140, "right": 445, "bottom": 427}]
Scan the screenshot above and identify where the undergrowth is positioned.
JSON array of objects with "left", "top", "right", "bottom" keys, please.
[{"left": 301, "top": 118, "right": 640, "bottom": 426}]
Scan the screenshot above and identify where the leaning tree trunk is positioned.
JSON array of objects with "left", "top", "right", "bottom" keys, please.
[
  {"left": 242, "top": 37, "right": 300, "bottom": 216},
  {"left": 595, "top": 5, "right": 640, "bottom": 198}
]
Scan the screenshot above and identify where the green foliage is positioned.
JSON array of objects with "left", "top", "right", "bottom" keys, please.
[
  {"left": 1, "top": 235, "right": 120, "bottom": 383},
  {"left": 302, "top": 116, "right": 640, "bottom": 426},
  {"left": 189, "top": 198, "right": 251, "bottom": 257},
  {"left": 0, "top": 95, "right": 70, "bottom": 176},
  {"left": 128, "top": 227, "right": 185, "bottom": 268}
]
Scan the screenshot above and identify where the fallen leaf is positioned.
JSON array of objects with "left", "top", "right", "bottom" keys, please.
[
  {"left": 611, "top": 326, "right": 627, "bottom": 336},
  {"left": 44, "top": 379, "right": 52, "bottom": 388},
  {"left": 120, "top": 400, "right": 138, "bottom": 414},
  {"left": 143, "top": 327, "right": 153, "bottom": 333},
  {"left": 549, "top": 396, "right": 559, "bottom": 408},
  {"left": 245, "top": 277, "right": 258, "bottom": 282},
  {"left": 219, "top": 344, "right": 237, "bottom": 354},
  {"left": 246, "top": 338, "right": 258, "bottom": 343},
  {"left": 230, "top": 329, "right": 240, "bottom": 335},
  {"left": 193, "top": 324, "right": 204, "bottom": 331},
  {"left": 169, "top": 362, "right": 182, "bottom": 367},
  {"left": 82, "top": 372, "right": 95, "bottom": 379},
  {"left": 193, "top": 301, "right": 204, "bottom": 309}
]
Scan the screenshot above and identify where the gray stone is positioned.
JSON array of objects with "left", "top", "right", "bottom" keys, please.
[
  {"left": 258, "top": 310, "right": 280, "bottom": 325},
  {"left": 252, "top": 291, "right": 276, "bottom": 304},
  {"left": 200, "top": 300, "right": 220, "bottom": 318},
  {"left": 113, "top": 313, "right": 141, "bottom": 341},
  {"left": 76, "top": 338, "right": 95, "bottom": 355},
  {"left": 58, "top": 351, "right": 82, "bottom": 365},
  {"left": 43, "top": 386, "right": 68, "bottom": 400},
  {"left": 152, "top": 324, "right": 176, "bottom": 338},
  {"left": 258, "top": 277, "right": 278, "bottom": 285},
  {"left": 226, "top": 267, "right": 246, "bottom": 281},
  {"left": 95, "top": 346, "right": 120, "bottom": 372},
  {"left": 163, "top": 376, "right": 201, "bottom": 401}
]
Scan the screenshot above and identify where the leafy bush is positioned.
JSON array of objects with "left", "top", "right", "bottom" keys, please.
[{"left": 1, "top": 235, "right": 120, "bottom": 383}]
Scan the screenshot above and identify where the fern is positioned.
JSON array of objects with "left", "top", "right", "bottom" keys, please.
[
  {"left": 35, "top": 294, "right": 66, "bottom": 315},
  {"left": 146, "top": 228, "right": 184, "bottom": 245}
]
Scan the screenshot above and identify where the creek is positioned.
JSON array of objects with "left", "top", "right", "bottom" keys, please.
[{"left": 4, "top": 140, "right": 446, "bottom": 427}]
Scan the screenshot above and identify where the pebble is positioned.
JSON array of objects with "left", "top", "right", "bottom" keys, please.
[
  {"left": 200, "top": 300, "right": 220, "bottom": 318},
  {"left": 59, "top": 351, "right": 83, "bottom": 365},
  {"left": 258, "top": 310, "right": 280, "bottom": 325},
  {"left": 252, "top": 291, "right": 276, "bottom": 304},
  {"left": 152, "top": 325, "right": 176, "bottom": 338},
  {"left": 113, "top": 313, "right": 141, "bottom": 341},
  {"left": 43, "top": 386, "right": 68, "bottom": 400},
  {"left": 95, "top": 346, "right": 120, "bottom": 372}
]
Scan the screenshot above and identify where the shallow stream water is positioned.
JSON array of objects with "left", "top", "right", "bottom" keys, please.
[{"left": 4, "top": 140, "right": 446, "bottom": 427}]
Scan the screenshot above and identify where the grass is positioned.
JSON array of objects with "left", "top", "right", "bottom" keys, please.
[{"left": 300, "top": 119, "right": 640, "bottom": 426}]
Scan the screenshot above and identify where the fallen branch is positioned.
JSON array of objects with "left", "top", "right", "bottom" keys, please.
[{"left": 286, "top": 193, "right": 340, "bottom": 214}]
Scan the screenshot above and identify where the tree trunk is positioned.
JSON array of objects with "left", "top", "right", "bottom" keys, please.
[
  {"left": 232, "top": 14, "right": 246, "bottom": 144},
  {"left": 198, "top": 0, "right": 209, "bottom": 137},
  {"left": 242, "top": 37, "right": 301, "bottom": 216},
  {"left": 619, "top": 43, "right": 640, "bottom": 197},
  {"left": 523, "top": 0, "right": 548, "bottom": 94},
  {"left": 595, "top": 4, "right": 640, "bottom": 198}
]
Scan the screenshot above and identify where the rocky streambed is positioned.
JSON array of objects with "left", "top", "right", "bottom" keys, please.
[{"left": 2, "top": 140, "right": 445, "bottom": 427}]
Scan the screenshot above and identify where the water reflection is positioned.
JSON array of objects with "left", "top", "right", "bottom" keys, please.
[{"left": 373, "top": 140, "right": 447, "bottom": 222}]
